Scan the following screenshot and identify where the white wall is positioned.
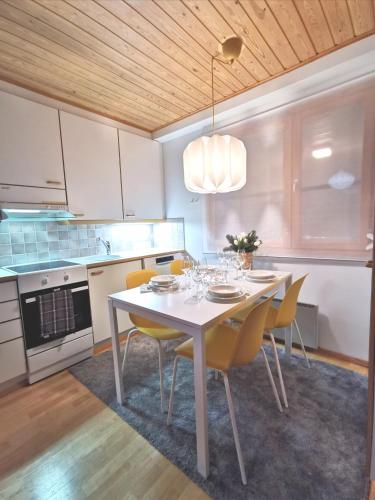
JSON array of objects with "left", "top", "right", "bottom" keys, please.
[
  {"left": 162, "top": 120, "right": 372, "bottom": 363},
  {"left": 254, "top": 258, "right": 371, "bottom": 361},
  {"left": 163, "top": 131, "right": 205, "bottom": 259}
]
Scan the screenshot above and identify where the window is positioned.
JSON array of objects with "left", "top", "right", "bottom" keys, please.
[{"left": 204, "top": 79, "right": 375, "bottom": 259}]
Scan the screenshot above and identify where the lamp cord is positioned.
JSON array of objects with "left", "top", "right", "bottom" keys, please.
[
  {"left": 211, "top": 55, "right": 215, "bottom": 133},
  {"left": 211, "top": 54, "right": 234, "bottom": 134}
]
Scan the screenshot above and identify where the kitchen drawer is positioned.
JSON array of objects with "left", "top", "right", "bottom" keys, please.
[
  {"left": 0, "top": 318, "right": 23, "bottom": 343},
  {"left": 0, "top": 184, "right": 66, "bottom": 204},
  {"left": 0, "top": 281, "right": 18, "bottom": 303},
  {"left": 0, "top": 337, "right": 26, "bottom": 384},
  {"left": 27, "top": 334, "right": 93, "bottom": 373},
  {"left": 0, "top": 300, "right": 20, "bottom": 323}
]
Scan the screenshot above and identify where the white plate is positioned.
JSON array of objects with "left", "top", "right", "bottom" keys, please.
[
  {"left": 206, "top": 291, "right": 246, "bottom": 303},
  {"left": 198, "top": 265, "right": 216, "bottom": 273},
  {"left": 150, "top": 283, "right": 179, "bottom": 293},
  {"left": 208, "top": 284, "right": 241, "bottom": 297},
  {"left": 246, "top": 276, "right": 276, "bottom": 283},
  {"left": 150, "top": 275, "right": 176, "bottom": 285},
  {"left": 247, "top": 270, "right": 275, "bottom": 279}
]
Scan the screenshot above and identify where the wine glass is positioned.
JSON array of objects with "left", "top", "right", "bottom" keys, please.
[
  {"left": 182, "top": 255, "right": 192, "bottom": 289},
  {"left": 191, "top": 264, "right": 203, "bottom": 302},
  {"left": 232, "top": 253, "right": 243, "bottom": 280}
]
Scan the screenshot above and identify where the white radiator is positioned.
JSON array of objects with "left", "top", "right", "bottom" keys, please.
[{"left": 271, "top": 299, "right": 319, "bottom": 349}]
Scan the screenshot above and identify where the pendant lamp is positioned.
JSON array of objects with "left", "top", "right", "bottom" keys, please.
[{"left": 183, "top": 36, "right": 247, "bottom": 194}]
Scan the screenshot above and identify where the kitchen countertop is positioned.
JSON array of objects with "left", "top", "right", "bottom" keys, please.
[
  {"left": 0, "top": 248, "right": 184, "bottom": 278},
  {"left": 0, "top": 268, "right": 17, "bottom": 283},
  {"left": 69, "top": 248, "right": 184, "bottom": 268}
]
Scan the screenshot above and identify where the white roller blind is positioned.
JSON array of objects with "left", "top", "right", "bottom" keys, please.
[{"left": 204, "top": 79, "right": 375, "bottom": 259}]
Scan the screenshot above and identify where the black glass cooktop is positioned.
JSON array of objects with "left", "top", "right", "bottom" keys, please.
[{"left": 6, "top": 260, "right": 79, "bottom": 274}]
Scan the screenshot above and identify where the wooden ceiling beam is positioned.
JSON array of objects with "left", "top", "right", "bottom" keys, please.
[
  {"left": 155, "top": 0, "right": 256, "bottom": 87},
  {"left": 0, "top": 42, "right": 164, "bottom": 129},
  {"left": 212, "top": 0, "right": 284, "bottom": 74},
  {"left": 293, "top": 0, "right": 334, "bottom": 53},
  {"left": 346, "top": 0, "right": 375, "bottom": 36},
  {"left": 0, "top": 29, "right": 181, "bottom": 124},
  {"left": 3, "top": 0, "right": 203, "bottom": 111},
  {"left": 125, "top": 0, "right": 244, "bottom": 93},
  {"left": 0, "top": 0, "right": 372, "bottom": 132}
]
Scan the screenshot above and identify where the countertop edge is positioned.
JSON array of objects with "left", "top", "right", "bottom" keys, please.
[
  {"left": 0, "top": 274, "right": 17, "bottom": 283},
  {"left": 76, "top": 249, "right": 185, "bottom": 269}
]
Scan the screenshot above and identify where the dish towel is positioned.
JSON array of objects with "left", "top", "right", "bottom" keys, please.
[{"left": 37, "top": 289, "right": 76, "bottom": 340}]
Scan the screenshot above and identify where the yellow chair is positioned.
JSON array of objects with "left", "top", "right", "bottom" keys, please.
[
  {"left": 122, "top": 269, "right": 184, "bottom": 412},
  {"left": 170, "top": 259, "right": 184, "bottom": 275},
  {"left": 167, "top": 296, "right": 282, "bottom": 486},
  {"left": 232, "top": 275, "right": 310, "bottom": 409}
]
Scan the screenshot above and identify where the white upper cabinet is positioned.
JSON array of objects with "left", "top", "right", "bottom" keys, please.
[
  {"left": 0, "top": 90, "right": 65, "bottom": 189},
  {"left": 60, "top": 112, "right": 123, "bottom": 220},
  {"left": 119, "top": 131, "right": 164, "bottom": 220}
]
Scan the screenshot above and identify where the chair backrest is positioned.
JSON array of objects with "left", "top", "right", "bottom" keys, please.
[
  {"left": 231, "top": 295, "right": 274, "bottom": 366},
  {"left": 126, "top": 269, "right": 157, "bottom": 289},
  {"left": 126, "top": 269, "right": 160, "bottom": 329},
  {"left": 170, "top": 259, "right": 184, "bottom": 275},
  {"left": 275, "top": 275, "right": 308, "bottom": 328}
]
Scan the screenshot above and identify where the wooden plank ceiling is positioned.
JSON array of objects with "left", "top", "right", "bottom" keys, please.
[{"left": 0, "top": 0, "right": 374, "bottom": 132}]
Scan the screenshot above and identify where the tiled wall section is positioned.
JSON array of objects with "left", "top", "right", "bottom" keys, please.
[{"left": 0, "top": 220, "right": 184, "bottom": 267}]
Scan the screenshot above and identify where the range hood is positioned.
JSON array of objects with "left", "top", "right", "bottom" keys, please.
[{"left": 0, "top": 202, "right": 76, "bottom": 222}]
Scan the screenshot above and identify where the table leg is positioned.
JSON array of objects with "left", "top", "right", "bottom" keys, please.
[
  {"left": 108, "top": 298, "right": 125, "bottom": 405},
  {"left": 284, "top": 275, "right": 293, "bottom": 360},
  {"left": 193, "top": 330, "right": 209, "bottom": 478}
]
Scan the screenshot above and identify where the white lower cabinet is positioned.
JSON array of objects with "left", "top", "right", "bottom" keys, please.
[
  {"left": 0, "top": 281, "right": 26, "bottom": 385},
  {"left": 88, "top": 260, "right": 142, "bottom": 344},
  {"left": 0, "top": 338, "right": 27, "bottom": 384}
]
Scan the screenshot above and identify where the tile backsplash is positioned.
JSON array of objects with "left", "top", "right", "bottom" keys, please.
[{"left": 0, "top": 220, "right": 184, "bottom": 267}]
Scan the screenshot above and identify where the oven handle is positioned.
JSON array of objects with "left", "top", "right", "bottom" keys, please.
[{"left": 25, "top": 285, "right": 89, "bottom": 303}]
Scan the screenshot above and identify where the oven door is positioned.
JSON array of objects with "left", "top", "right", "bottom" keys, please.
[{"left": 20, "top": 281, "right": 92, "bottom": 350}]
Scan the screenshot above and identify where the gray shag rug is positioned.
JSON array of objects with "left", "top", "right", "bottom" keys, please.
[{"left": 70, "top": 336, "right": 367, "bottom": 500}]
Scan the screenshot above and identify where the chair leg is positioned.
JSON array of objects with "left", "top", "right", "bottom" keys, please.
[
  {"left": 121, "top": 328, "right": 137, "bottom": 375},
  {"left": 156, "top": 339, "right": 165, "bottom": 413},
  {"left": 167, "top": 355, "right": 180, "bottom": 425},
  {"left": 270, "top": 333, "right": 289, "bottom": 409},
  {"left": 223, "top": 372, "right": 247, "bottom": 486},
  {"left": 293, "top": 319, "right": 311, "bottom": 368},
  {"left": 261, "top": 346, "right": 283, "bottom": 413}
]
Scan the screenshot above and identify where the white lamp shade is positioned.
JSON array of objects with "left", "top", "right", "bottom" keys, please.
[{"left": 183, "top": 134, "right": 247, "bottom": 194}]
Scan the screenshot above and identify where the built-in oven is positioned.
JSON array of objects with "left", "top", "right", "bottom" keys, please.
[
  {"left": 8, "top": 261, "right": 94, "bottom": 383},
  {"left": 20, "top": 280, "right": 92, "bottom": 350}
]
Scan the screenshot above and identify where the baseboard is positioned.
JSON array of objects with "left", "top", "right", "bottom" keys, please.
[
  {"left": 94, "top": 332, "right": 130, "bottom": 355},
  {"left": 315, "top": 348, "right": 368, "bottom": 368},
  {"left": 269, "top": 334, "right": 368, "bottom": 368},
  {"left": 0, "top": 374, "right": 27, "bottom": 397}
]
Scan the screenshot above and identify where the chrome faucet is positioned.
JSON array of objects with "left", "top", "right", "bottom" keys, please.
[{"left": 99, "top": 238, "right": 111, "bottom": 255}]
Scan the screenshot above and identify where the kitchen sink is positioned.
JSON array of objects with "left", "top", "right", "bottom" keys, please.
[
  {"left": 83, "top": 254, "right": 122, "bottom": 263},
  {"left": 98, "top": 254, "right": 122, "bottom": 260}
]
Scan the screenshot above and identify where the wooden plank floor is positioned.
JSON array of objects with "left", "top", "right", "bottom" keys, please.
[
  {"left": 0, "top": 342, "right": 367, "bottom": 500},
  {"left": 0, "top": 371, "right": 209, "bottom": 500}
]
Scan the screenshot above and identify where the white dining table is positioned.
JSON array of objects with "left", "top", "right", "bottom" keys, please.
[{"left": 108, "top": 270, "right": 292, "bottom": 479}]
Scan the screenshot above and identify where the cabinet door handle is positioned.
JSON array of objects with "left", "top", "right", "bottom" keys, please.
[
  {"left": 0, "top": 185, "right": 10, "bottom": 190},
  {"left": 42, "top": 201, "right": 65, "bottom": 205},
  {"left": 90, "top": 270, "right": 104, "bottom": 276},
  {"left": 72, "top": 213, "right": 85, "bottom": 217},
  {"left": 46, "top": 180, "right": 62, "bottom": 185}
]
